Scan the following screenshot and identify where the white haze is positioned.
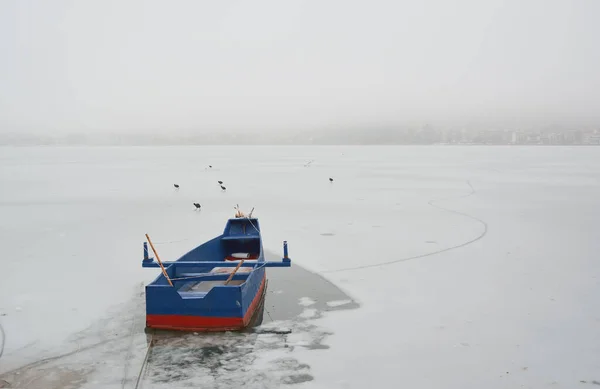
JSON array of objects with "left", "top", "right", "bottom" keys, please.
[{"left": 1, "top": 0, "right": 599, "bottom": 136}]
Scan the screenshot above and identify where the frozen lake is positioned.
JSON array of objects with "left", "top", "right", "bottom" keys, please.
[{"left": 1, "top": 145, "right": 599, "bottom": 388}]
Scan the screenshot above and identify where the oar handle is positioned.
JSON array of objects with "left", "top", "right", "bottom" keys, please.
[
  {"left": 224, "top": 258, "right": 245, "bottom": 285},
  {"left": 145, "top": 233, "right": 174, "bottom": 287}
]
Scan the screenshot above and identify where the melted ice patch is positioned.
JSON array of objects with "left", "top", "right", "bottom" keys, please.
[
  {"left": 326, "top": 299, "right": 352, "bottom": 308},
  {"left": 298, "top": 297, "right": 316, "bottom": 307},
  {"left": 298, "top": 308, "right": 318, "bottom": 319}
]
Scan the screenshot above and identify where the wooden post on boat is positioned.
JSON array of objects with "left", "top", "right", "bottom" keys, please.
[
  {"left": 224, "top": 258, "right": 245, "bottom": 285},
  {"left": 143, "top": 242, "right": 149, "bottom": 261},
  {"left": 145, "top": 233, "right": 174, "bottom": 287}
]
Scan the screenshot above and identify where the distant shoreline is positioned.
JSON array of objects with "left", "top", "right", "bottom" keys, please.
[{"left": 1, "top": 143, "right": 598, "bottom": 147}]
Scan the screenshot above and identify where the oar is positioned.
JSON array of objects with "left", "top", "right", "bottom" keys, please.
[
  {"left": 145, "top": 233, "right": 174, "bottom": 287},
  {"left": 224, "top": 258, "right": 245, "bottom": 285}
]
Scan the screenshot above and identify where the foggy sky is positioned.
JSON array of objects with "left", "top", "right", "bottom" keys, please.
[{"left": 1, "top": 0, "right": 599, "bottom": 135}]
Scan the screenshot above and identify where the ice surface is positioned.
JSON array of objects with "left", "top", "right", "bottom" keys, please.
[{"left": 1, "top": 145, "right": 600, "bottom": 388}]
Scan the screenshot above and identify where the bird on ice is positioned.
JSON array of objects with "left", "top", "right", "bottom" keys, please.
[
  {"left": 193, "top": 203, "right": 201, "bottom": 210},
  {"left": 174, "top": 184, "right": 180, "bottom": 189}
]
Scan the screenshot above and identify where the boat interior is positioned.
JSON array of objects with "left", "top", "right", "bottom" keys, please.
[{"left": 149, "top": 218, "right": 264, "bottom": 298}]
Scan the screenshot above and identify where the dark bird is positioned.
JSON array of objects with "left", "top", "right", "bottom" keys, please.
[
  {"left": 220, "top": 185, "right": 226, "bottom": 191},
  {"left": 329, "top": 178, "right": 333, "bottom": 182},
  {"left": 209, "top": 165, "right": 213, "bottom": 168},
  {"left": 193, "top": 203, "right": 201, "bottom": 210},
  {"left": 174, "top": 184, "right": 180, "bottom": 189},
  {"left": 218, "top": 180, "right": 223, "bottom": 184}
]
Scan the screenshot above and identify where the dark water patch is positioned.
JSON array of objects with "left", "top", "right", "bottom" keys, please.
[
  {"left": 145, "top": 332, "right": 259, "bottom": 383},
  {"left": 282, "top": 373, "right": 314, "bottom": 384},
  {"left": 273, "top": 357, "right": 309, "bottom": 371},
  {"left": 263, "top": 253, "right": 360, "bottom": 321},
  {"left": 142, "top": 330, "right": 317, "bottom": 388}
]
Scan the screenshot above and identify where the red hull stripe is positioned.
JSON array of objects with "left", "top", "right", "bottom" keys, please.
[{"left": 147, "top": 275, "right": 266, "bottom": 331}]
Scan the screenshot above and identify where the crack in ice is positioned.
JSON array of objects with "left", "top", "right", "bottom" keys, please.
[{"left": 322, "top": 180, "right": 488, "bottom": 273}]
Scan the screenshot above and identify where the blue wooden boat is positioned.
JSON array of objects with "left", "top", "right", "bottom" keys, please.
[{"left": 141, "top": 217, "right": 291, "bottom": 332}]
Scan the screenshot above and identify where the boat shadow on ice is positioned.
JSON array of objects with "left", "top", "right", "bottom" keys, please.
[{"left": 0, "top": 253, "right": 358, "bottom": 389}]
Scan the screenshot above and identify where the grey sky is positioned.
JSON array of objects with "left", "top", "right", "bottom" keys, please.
[{"left": 1, "top": 0, "right": 599, "bottom": 134}]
